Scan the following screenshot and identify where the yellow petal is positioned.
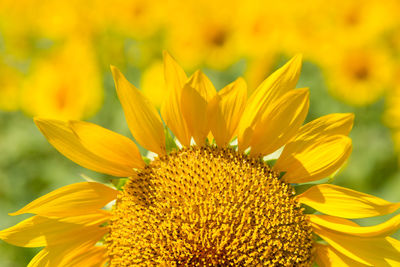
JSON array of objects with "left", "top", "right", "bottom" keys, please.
[
  {"left": 28, "top": 232, "right": 107, "bottom": 267},
  {"left": 35, "top": 118, "right": 137, "bottom": 177},
  {"left": 161, "top": 51, "right": 191, "bottom": 146},
  {"left": 314, "top": 243, "right": 366, "bottom": 267},
  {"left": 250, "top": 88, "right": 309, "bottom": 156},
  {"left": 48, "top": 240, "right": 107, "bottom": 267},
  {"left": 62, "top": 246, "right": 107, "bottom": 267},
  {"left": 309, "top": 214, "right": 400, "bottom": 238},
  {"left": 181, "top": 70, "right": 216, "bottom": 146},
  {"left": 275, "top": 135, "right": 352, "bottom": 183},
  {"left": 0, "top": 212, "right": 108, "bottom": 247},
  {"left": 207, "top": 77, "right": 247, "bottom": 146},
  {"left": 297, "top": 184, "right": 400, "bottom": 219},
  {"left": 111, "top": 66, "right": 166, "bottom": 155},
  {"left": 294, "top": 113, "right": 354, "bottom": 143},
  {"left": 312, "top": 224, "right": 400, "bottom": 266},
  {"left": 69, "top": 120, "right": 145, "bottom": 169},
  {"left": 237, "top": 54, "right": 302, "bottom": 150},
  {"left": 10, "top": 182, "right": 118, "bottom": 217},
  {"left": 28, "top": 249, "right": 49, "bottom": 267}
]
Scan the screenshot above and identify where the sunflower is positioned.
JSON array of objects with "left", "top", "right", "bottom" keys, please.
[
  {"left": 20, "top": 39, "right": 103, "bottom": 120},
  {"left": 1, "top": 52, "right": 400, "bottom": 266},
  {"left": 319, "top": 45, "right": 393, "bottom": 107}
]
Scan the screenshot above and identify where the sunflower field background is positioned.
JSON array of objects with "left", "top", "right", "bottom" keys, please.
[{"left": 1, "top": 0, "right": 400, "bottom": 265}]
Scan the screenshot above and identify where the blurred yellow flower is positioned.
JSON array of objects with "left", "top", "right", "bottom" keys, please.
[
  {"left": 166, "top": 0, "right": 240, "bottom": 70},
  {"left": 321, "top": 0, "right": 399, "bottom": 46},
  {"left": 1, "top": 0, "right": 399, "bottom": 114},
  {"left": 20, "top": 40, "right": 103, "bottom": 120},
  {"left": 1, "top": 53, "right": 399, "bottom": 266},
  {"left": 321, "top": 46, "right": 393, "bottom": 106},
  {"left": 97, "top": 0, "right": 166, "bottom": 39}
]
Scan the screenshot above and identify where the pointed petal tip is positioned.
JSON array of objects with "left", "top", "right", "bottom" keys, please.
[
  {"left": 298, "top": 87, "right": 310, "bottom": 93},
  {"left": 193, "top": 69, "right": 203, "bottom": 77},
  {"left": 110, "top": 65, "right": 120, "bottom": 78},
  {"left": 293, "top": 53, "right": 303, "bottom": 62},
  {"left": 342, "top": 113, "right": 355, "bottom": 132},
  {"left": 347, "top": 112, "right": 355, "bottom": 122},
  {"left": 162, "top": 50, "right": 170, "bottom": 58},
  {"left": 235, "top": 77, "right": 247, "bottom": 86},
  {"left": 293, "top": 87, "right": 310, "bottom": 98},
  {"left": 33, "top": 116, "right": 41, "bottom": 123},
  {"left": 163, "top": 51, "right": 179, "bottom": 67},
  {"left": 34, "top": 117, "right": 57, "bottom": 131},
  {"left": 33, "top": 117, "right": 52, "bottom": 125}
]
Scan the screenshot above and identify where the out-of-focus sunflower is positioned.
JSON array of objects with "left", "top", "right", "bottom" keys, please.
[
  {"left": 97, "top": 0, "right": 166, "bottom": 40},
  {"left": 1, "top": 53, "right": 400, "bottom": 266},
  {"left": 165, "top": 0, "right": 240, "bottom": 70},
  {"left": 320, "top": 45, "right": 393, "bottom": 106},
  {"left": 320, "top": 0, "right": 399, "bottom": 46},
  {"left": 19, "top": 39, "right": 103, "bottom": 120}
]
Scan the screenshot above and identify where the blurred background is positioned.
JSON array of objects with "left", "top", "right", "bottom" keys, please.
[{"left": 1, "top": 0, "right": 400, "bottom": 265}]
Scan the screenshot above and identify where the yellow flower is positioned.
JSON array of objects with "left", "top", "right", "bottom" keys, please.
[
  {"left": 96, "top": 0, "right": 167, "bottom": 40},
  {"left": 320, "top": 45, "right": 393, "bottom": 106},
  {"left": 1, "top": 53, "right": 400, "bottom": 266},
  {"left": 165, "top": 0, "right": 240, "bottom": 70},
  {"left": 20, "top": 39, "right": 103, "bottom": 120}
]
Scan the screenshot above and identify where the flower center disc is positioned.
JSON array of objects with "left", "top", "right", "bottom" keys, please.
[{"left": 106, "top": 146, "right": 314, "bottom": 266}]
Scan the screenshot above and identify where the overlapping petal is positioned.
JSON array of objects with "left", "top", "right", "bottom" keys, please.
[
  {"left": 0, "top": 211, "right": 109, "bottom": 247},
  {"left": 293, "top": 113, "right": 354, "bottom": 143},
  {"left": 309, "top": 214, "right": 400, "bottom": 238},
  {"left": 161, "top": 51, "right": 191, "bottom": 146},
  {"left": 28, "top": 231, "right": 107, "bottom": 267},
  {"left": 275, "top": 135, "right": 352, "bottom": 183},
  {"left": 297, "top": 184, "right": 400, "bottom": 218},
  {"left": 111, "top": 66, "right": 166, "bottom": 155},
  {"left": 69, "top": 121, "right": 145, "bottom": 170},
  {"left": 207, "top": 77, "right": 247, "bottom": 146},
  {"left": 314, "top": 243, "right": 366, "bottom": 267},
  {"left": 237, "top": 54, "right": 302, "bottom": 150},
  {"left": 63, "top": 246, "right": 108, "bottom": 267},
  {"left": 312, "top": 223, "right": 400, "bottom": 266},
  {"left": 10, "top": 182, "right": 118, "bottom": 217},
  {"left": 35, "top": 118, "right": 139, "bottom": 177},
  {"left": 181, "top": 70, "right": 216, "bottom": 146},
  {"left": 249, "top": 88, "right": 309, "bottom": 156},
  {"left": 28, "top": 249, "right": 48, "bottom": 267}
]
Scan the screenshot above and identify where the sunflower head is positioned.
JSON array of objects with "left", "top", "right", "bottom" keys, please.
[{"left": 106, "top": 146, "right": 314, "bottom": 265}]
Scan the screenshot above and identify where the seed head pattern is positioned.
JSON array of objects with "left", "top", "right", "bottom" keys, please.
[{"left": 106, "top": 146, "right": 314, "bottom": 266}]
